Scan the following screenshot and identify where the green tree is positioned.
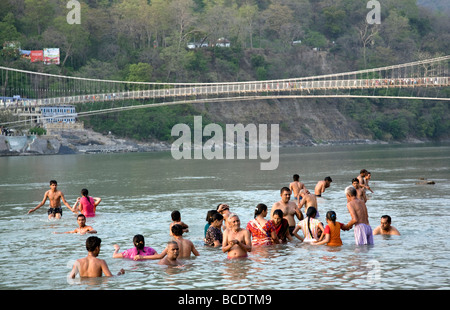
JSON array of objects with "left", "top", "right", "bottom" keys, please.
[
  {"left": 127, "top": 63, "right": 153, "bottom": 82},
  {"left": 21, "top": 0, "right": 56, "bottom": 36},
  {"left": 0, "top": 13, "right": 21, "bottom": 43}
]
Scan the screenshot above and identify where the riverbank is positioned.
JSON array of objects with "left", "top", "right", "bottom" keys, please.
[
  {"left": 0, "top": 128, "right": 171, "bottom": 156},
  {"left": 0, "top": 127, "right": 442, "bottom": 157}
]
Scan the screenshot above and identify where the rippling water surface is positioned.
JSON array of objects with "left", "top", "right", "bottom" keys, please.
[{"left": 0, "top": 143, "right": 449, "bottom": 290}]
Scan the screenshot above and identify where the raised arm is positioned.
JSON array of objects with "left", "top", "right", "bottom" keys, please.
[
  {"left": 93, "top": 197, "right": 102, "bottom": 207},
  {"left": 112, "top": 244, "right": 123, "bottom": 258}
]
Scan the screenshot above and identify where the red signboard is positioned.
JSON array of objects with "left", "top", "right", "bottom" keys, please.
[{"left": 30, "top": 50, "right": 44, "bottom": 62}]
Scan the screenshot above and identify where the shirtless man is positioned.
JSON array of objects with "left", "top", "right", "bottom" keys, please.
[
  {"left": 373, "top": 215, "right": 400, "bottom": 235},
  {"left": 289, "top": 174, "right": 307, "bottom": 201},
  {"left": 364, "top": 172, "right": 374, "bottom": 193},
  {"left": 159, "top": 241, "right": 183, "bottom": 266},
  {"left": 297, "top": 189, "right": 319, "bottom": 218},
  {"left": 28, "top": 180, "right": 76, "bottom": 219},
  {"left": 54, "top": 214, "right": 97, "bottom": 235},
  {"left": 314, "top": 177, "right": 332, "bottom": 197},
  {"left": 170, "top": 224, "right": 199, "bottom": 259},
  {"left": 270, "top": 187, "right": 303, "bottom": 234},
  {"left": 352, "top": 178, "right": 368, "bottom": 203},
  {"left": 357, "top": 169, "right": 368, "bottom": 187},
  {"left": 345, "top": 186, "right": 374, "bottom": 245},
  {"left": 169, "top": 210, "right": 189, "bottom": 236},
  {"left": 69, "top": 236, "right": 124, "bottom": 278},
  {"left": 222, "top": 214, "right": 251, "bottom": 259}
]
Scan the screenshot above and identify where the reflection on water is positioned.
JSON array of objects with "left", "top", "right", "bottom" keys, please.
[{"left": 0, "top": 143, "right": 449, "bottom": 290}]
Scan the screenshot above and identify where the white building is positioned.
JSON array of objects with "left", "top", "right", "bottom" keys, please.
[{"left": 40, "top": 105, "right": 77, "bottom": 124}]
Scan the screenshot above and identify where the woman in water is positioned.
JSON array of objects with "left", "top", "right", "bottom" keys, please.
[
  {"left": 270, "top": 209, "right": 293, "bottom": 243},
  {"left": 246, "top": 204, "right": 279, "bottom": 246},
  {"left": 73, "top": 188, "right": 102, "bottom": 217},
  {"left": 292, "top": 207, "right": 324, "bottom": 242},
  {"left": 113, "top": 234, "right": 162, "bottom": 261}
]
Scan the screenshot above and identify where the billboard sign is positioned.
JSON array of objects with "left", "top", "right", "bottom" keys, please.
[
  {"left": 30, "top": 50, "right": 44, "bottom": 62},
  {"left": 43, "top": 48, "right": 60, "bottom": 65}
]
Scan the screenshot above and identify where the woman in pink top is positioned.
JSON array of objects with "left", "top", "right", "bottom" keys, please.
[
  {"left": 73, "top": 188, "right": 102, "bottom": 217},
  {"left": 113, "top": 235, "right": 163, "bottom": 261}
]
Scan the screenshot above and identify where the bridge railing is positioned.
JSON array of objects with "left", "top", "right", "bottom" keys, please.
[{"left": 1, "top": 77, "right": 448, "bottom": 110}]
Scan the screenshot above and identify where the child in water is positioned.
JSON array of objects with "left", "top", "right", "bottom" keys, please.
[
  {"left": 169, "top": 210, "right": 189, "bottom": 235},
  {"left": 313, "top": 211, "right": 349, "bottom": 246}
]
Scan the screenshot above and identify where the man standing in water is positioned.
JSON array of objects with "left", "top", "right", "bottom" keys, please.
[
  {"left": 289, "top": 174, "right": 307, "bottom": 202},
  {"left": 357, "top": 169, "right": 368, "bottom": 187},
  {"left": 315, "top": 176, "right": 332, "bottom": 197},
  {"left": 352, "top": 178, "right": 368, "bottom": 203},
  {"left": 28, "top": 180, "right": 76, "bottom": 219},
  {"left": 345, "top": 186, "right": 374, "bottom": 245},
  {"left": 297, "top": 189, "right": 319, "bottom": 218},
  {"left": 222, "top": 214, "right": 251, "bottom": 258},
  {"left": 270, "top": 187, "right": 303, "bottom": 235}
]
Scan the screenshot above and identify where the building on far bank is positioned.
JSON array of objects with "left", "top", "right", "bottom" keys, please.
[
  {"left": 40, "top": 105, "right": 77, "bottom": 124},
  {"left": 3, "top": 102, "right": 83, "bottom": 134}
]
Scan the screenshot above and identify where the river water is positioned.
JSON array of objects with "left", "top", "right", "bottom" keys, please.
[{"left": 0, "top": 143, "right": 449, "bottom": 290}]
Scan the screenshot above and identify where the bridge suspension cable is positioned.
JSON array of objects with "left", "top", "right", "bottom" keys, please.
[{"left": 0, "top": 55, "right": 449, "bottom": 127}]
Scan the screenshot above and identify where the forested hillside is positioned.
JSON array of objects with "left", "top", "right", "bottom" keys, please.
[{"left": 1, "top": 0, "right": 449, "bottom": 142}]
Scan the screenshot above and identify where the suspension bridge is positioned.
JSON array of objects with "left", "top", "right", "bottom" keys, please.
[{"left": 0, "top": 55, "right": 449, "bottom": 127}]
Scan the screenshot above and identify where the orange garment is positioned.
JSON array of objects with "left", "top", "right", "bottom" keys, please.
[{"left": 324, "top": 222, "right": 344, "bottom": 246}]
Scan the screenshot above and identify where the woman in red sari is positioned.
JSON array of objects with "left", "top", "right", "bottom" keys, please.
[
  {"left": 246, "top": 204, "right": 279, "bottom": 246},
  {"left": 270, "top": 209, "right": 293, "bottom": 243}
]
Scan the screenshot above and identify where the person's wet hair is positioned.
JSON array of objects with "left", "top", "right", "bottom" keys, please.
[
  {"left": 254, "top": 203, "right": 268, "bottom": 218},
  {"left": 133, "top": 234, "right": 145, "bottom": 254},
  {"left": 345, "top": 186, "right": 356, "bottom": 197},
  {"left": 86, "top": 236, "right": 101, "bottom": 252},
  {"left": 381, "top": 215, "right": 392, "bottom": 223},
  {"left": 211, "top": 212, "right": 223, "bottom": 222},
  {"left": 326, "top": 211, "right": 337, "bottom": 223},
  {"left": 280, "top": 187, "right": 290, "bottom": 194},
  {"left": 273, "top": 209, "right": 283, "bottom": 218},
  {"left": 171, "top": 224, "right": 184, "bottom": 236},
  {"left": 171, "top": 210, "right": 181, "bottom": 221},
  {"left": 206, "top": 210, "right": 218, "bottom": 223},
  {"left": 306, "top": 207, "right": 317, "bottom": 238}
]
